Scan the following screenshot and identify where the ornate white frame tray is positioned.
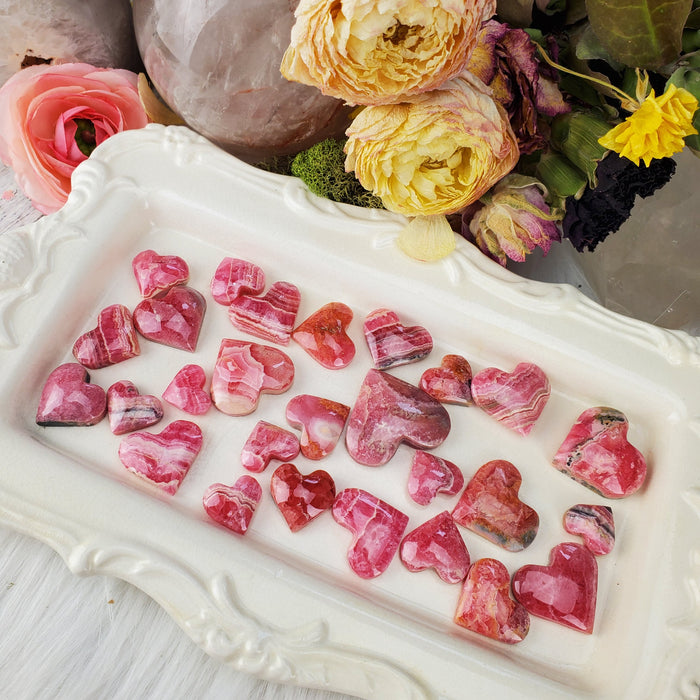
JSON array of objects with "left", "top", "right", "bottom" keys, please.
[{"left": 1, "top": 124, "right": 699, "bottom": 699}]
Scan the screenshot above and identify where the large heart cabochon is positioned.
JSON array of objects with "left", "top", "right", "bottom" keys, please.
[{"left": 36, "top": 363, "right": 107, "bottom": 426}]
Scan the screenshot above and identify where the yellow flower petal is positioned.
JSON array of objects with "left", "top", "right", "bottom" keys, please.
[{"left": 397, "top": 214, "right": 456, "bottom": 261}]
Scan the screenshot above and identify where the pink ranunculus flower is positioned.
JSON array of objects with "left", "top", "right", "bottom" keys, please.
[{"left": 0, "top": 62, "right": 148, "bottom": 214}]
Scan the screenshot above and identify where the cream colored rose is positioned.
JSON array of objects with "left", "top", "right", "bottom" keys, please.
[
  {"left": 280, "top": 0, "right": 496, "bottom": 106},
  {"left": 344, "top": 73, "right": 519, "bottom": 216}
]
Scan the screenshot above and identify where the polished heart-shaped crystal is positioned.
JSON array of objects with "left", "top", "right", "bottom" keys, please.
[
  {"left": 419, "top": 354, "right": 473, "bottom": 405},
  {"left": 36, "top": 363, "right": 107, "bottom": 426},
  {"left": 564, "top": 504, "right": 615, "bottom": 556},
  {"left": 72, "top": 304, "right": 140, "bottom": 369},
  {"left": 210, "top": 257, "right": 265, "bottom": 306},
  {"left": 407, "top": 451, "right": 464, "bottom": 506},
  {"left": 163, "top": 364, "right": 211, "bottom": 415},
  {"left": 363, "top": 308, "right": 433, "bottom": 369},
  {"left": 203, "top": 476, "right": 262, "bottom": 535},
  {"left": 286, "top": 394, "right": 350, "bottom": 460},
  {"left": 240, "top": 420, "right": 300, "bottom": 473},
  {"left": 107, "top": 380, "right": 163, "bottom": 435},
  {"left": 132, "top": 249, "right": 189, "bottom": 298},
  {"left": 292, "top": 302, "right": 356, "bottom": 369}
]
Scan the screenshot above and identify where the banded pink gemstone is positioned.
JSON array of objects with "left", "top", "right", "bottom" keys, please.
[
  {"left": 407, "top": 451, "right": 464, "bottom": 506},
  {"left": 203, "top": 476, "right": 262, "bottom": 535},
  {"left": 285, "top": 394, "right": 350, "bottom": 460},
  {"left": 363, "top": 308, "right": 433, "bottom": 369},
  {"left": 107, "top": 380, "right": 164, "bottom": 435},
  {"left": 132, "top": 249, "right": 189, "bottom": 298},
  {"left": 564, "top": 504, "right": 615, "bottom": 556},
  {"left": 72, "top": 304, "right": 140, "bottom": 369},
  {"left": 291, "top": 302, "right": 356, "bottom": 369},
  {"left": 471, "top": 362, "right": 550, "bottom": 435},
  {"left": 210, "top": 339, "right": 295, "bottom": 416},
  {"left": 332, "top": 488, "right": 409, "bottom": 579},
  {"left": 229, "top": 280, "right": 301, "bottom": 344},
  {"left": 419, "top": 354, "right": 473, "bottom": 405},
  {"left": 163, "top": 364, "right": 212, "bottom": 415},
  {"left": 210, "top": 257, "right": 265, "bottom": 306},
  {"left": 240, "top": 420, "right": 300, "bottom": 472}
]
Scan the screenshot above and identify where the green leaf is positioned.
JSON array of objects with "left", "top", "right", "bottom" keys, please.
[
  {"left": 586, "top": 0, "right": 694, "bottom": 68},
  {"left": 496, "top": 0, "right": 535, "bottom": 26}
]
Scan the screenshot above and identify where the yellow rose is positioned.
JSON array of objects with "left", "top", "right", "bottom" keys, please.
[
  {"left": 344, "top": 72, "right": 519, "bottom": 216},
  {"left": 280, "top": 0, "right": 496, "bottom": 106}
]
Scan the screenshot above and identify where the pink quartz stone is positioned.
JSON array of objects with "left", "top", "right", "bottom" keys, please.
[
  {"left": 471, "top": 362, "right": 550, "bottom": 436},
  {"left": 454, "top": 558, "right": 530, "bottom": 644},
  {"left": 552, "top": 407, "right": 647, "bottom": 499},
  {"left": 133, "top": 285, "right": 206, "bottom": 352},
  {"left": 35, "top": 363, "right": 107, "bottom": 426},
  {"left": 72, "top": 304, "right": 140, "bottom": 369},
  {"left": 407, "top": 450, "right": 464, "bottom": 506},
  {"left": 345, "top": 369, "right": 451, "bottom": 466},
  {"left": 162, "top": 364, "right": 212, "bottom": 415},
  {"left": 285, "top": 394, "right": 350, "bottom": 460},
  {"left": 419, "top": 354, "right": 473, "bottom": 405},
  {"left": 210, "top": 257, "right": 265, "bottom": 306},
  {"left": 132, "top": 249, "right": 189, "bottom": 298},
  {"left": 229, "top": 280, "right": 301, "bottom": 345},
  {"left": 512, "top": 542, "right": 598, "bottom": 634},
  {"left": 203, "top": 476, "right": 262, "bottom": 535},
  {"left": 363, "top": 308, "right": 433, "bottom": 369},
  {"left": 564, "top": 504, "right": 615, "bottom": 556},
  {"left": 452, "top": 460, "right": 539, "bottom": 552},
  {"left": 332, "top": 488, "right": 409, "bottom": 579},
  {"left": 240, "top": 420, "right": 300, "bottom": 472},
  {"left": 118, "top": 419, "right": 203, "bottom": 494},
  {"left": 107, "top": 380, "right": 164, "bottom": 435},
  {"left": 400, "top": 511, "right": 470, "bottom": 584},
  {"left": 291, "top": 302, "right": 356, "bottom": 369},
  {"left": 210, "top": 339, "right": 295, "bottom": 416},
  {"left": 270, "top": 463, "right": 336, "bottom": 532}
]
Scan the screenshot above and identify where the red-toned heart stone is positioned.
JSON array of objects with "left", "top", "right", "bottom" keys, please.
[
  {"left": 36, "top": 363, "right": 107, "bottom": 426},
  {"left": 471, "top": 362, "right": 550, "bottom": 435},
  {"left": 210, "top": 257, "right": 265, "bottom": 306},
  {"left": 118, "top": 420, "right": 203, "bottom": 494},
  {"left": 240, "top": 420, "right": 300, "bottom": 473},
  {"left": 229, "top": 280, "right": 301, "bottom": 345},
  {"left": 203, "top": 476, "right": 262, "bottom": 535},
  {"left": 400, "top": 511, "right": 470, "bottom": 584},
  {"left": 563, "top": 504, "right": 615, "bottom": 556},
  {"left": 286, "top": 394, "right": 350, "bottom": 460},
  {"left": 363, "top": 308, "right": 433, "bottom": 369},
  {"left": 292, "top": 302, "right": 356, "bottom": 369},
  {"left": 162, "top": 364, "right": 211, "bottom": 415},
  {"left": 454, "top": 558, "right": 530, "bottom": 644},
  {"left": 133, "top": 286, "right": 206, "bottom": 352},
  {"left": 407, "top": 450, "right": 464, "bottom": 506},
  {"left": 72, "top": 304, "right": 140, "bottom": 369},
  {"left": 345, "top": 369, "right": 451, "bottom": 466},
  {"left": 107, "top": 380, "right": 163, "bottom": 435},
  {"left": 332, "top": 488, "right": 409, "bottom": 579},
  {"left": 512, "top": 542, "right": 598, "bottom": 634},
  {"left": 210, "top": 339, "right": 295, "bottom": 416},
  {"left": 419, "top": 354, "right": 473, "bottom": 405},
  {"left": 132, "top": 249, "right": 189, "bottom": 298},
  {"left": 452, "top": 460, "right": 539, "bottom": 551},
  {"left": 270, "top": 463, "right": 336, "bottom": 532},
  {"left": 552, "top": 407, "right": 647, "bottom": 498}
]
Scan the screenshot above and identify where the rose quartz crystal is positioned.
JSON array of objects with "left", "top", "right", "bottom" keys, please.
[
  {"left": 240, "top": 420, "right": 300, "bottom": 473},
  {"left": 72, "top": 304, "right": 140, "bottom": 369},
  {"left": 332, "top": 488, "right": 409, "bottom": 579},
  {"left": 419, "top": 354, "right": 473, "bottom": 405},
  {"left": 285, "top": 394, "right": 350, "bottom": 460},
  {"left": 162, "top": 364, "right": 211, "bottom": 415},
  {"left": 203, "top": 476, "right": 262, "bottom": 535},
  {"left": 407, "top": 451, "right": 464, "bottom": 506},
  {"left": 292, "top": 302, "right": 356, "bottom": 369},
  {"left": 36, "top": 363, "right": 107, "bottom": 426},
  {"left": 564, "top": 504, "right": 615, "bottom": 556},
  {"left": 400, "top": 511, "right": 470, "bottom": 584},
  {"left": 132, "top": 249, "right": 189, "bottom": 298},
  {"left": 345, "top": 369, "right": 451, "bottom": 466},
  {"left": 471, "top": 362, "right": 550, "bottom": 435},
  {"left": 107, "top": 380, "right": 163, "bottom": 435},
  {"left": 210, "top": 257, "right": 265, "bottom": 306},
  {"left": 363, "top": 308, "right": 433, "bottom": 369}
]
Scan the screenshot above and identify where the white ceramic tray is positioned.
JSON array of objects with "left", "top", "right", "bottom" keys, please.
[{"left": 1, "top": 124, "right": 698, "bottom": 700}]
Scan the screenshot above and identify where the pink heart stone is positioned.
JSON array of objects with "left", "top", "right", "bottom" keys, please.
[
  {"left": 471, "top": 362, "right": 550, "bottom": 436},
  {"left": 363, "top": 308, "right": 433, "bottom": 369},
  {"left": 240, "top": 420, "right": 300, "bottom": 473},
  {"left": 407, "top": 450, "right": 464, "bottom": 506},
  {"left": 210, "top": 339, "right": 295, "bottom": 416},
  {"left": 162, "top": 364, "right": 212, "bottom": 415},
  {"left": 270, "top": 463, "right": 336, "bottom": 532},
  {"left": 454, "top": 558, "right": 530, "bottom": 644},
  {"left": 132, "top": 249, "right": 189, "bottom": 298},
  {"left": 291, "top": 302, "right": 356, "bottom": 369},
  {"left": 35, "top": 363, "right": 107, "bottom": 426},
  {"left": 419, "top": 354, "right": 473, "bottom": 405},
  {"left": 118, "top": 420, "right": 203, "bottom": 494},
  {"left": 452, "top": 459, "right": 539, "bottom": 552},
  {"left": 107, "top": 380, "right": 164, "bottom": 435},
  {"left": 210, "top": 257, "right": 265, "bottom": 306},
  {"left": 345, "top": 369, "right": 451, "bottom": 466},
  {"left": 564, "top": 504, "right": 615, "bottom": 556},
  {"left": 332, "top": 488, "right": 409, "bottom": 579},
  {"left": 72, "top": 304, "right": 140, "bottom": 369},
  {"left": 229, "top": 280, "right": 301, "bottom": 345},
  {"left": 400, "top": 511, "right": 470, "bottom": 584},
  {"left": 552, "top": 406, "right": 647, "bottom": 498},
  {"left": 133, "top": 286, "right": 206, "bottom": 352},
  {"left": 285, "top": 394, "right": 350, "bottom": 460},
  {"left": 203, "top": 476, "right": 262, "bottom": 535},
  {"left": 512, "top": 542, "right": 598, "bottom": 634}
]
